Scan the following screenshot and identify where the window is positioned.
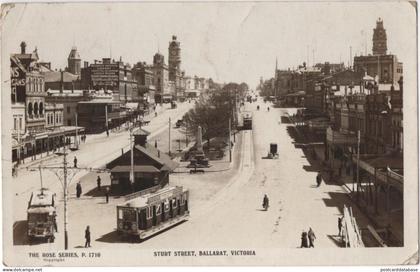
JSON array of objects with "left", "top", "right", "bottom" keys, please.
[
  {"left": 67, "top": 106, "right": 71, "bottom": 114},
  {"left": 14, "top": 118, "right": 17, "bottom": 130},
  {"left": 33, "top": 102, "right": 38, "bottom": 115},
  {"left": 39, "top": 102, "right": 44, "bottom": 115},
  {"left": 164, "top": 201, "right": 170, "bottom": 211},
  {"left": 27, "top": 102, "right": 33, "bottom": 116},
  {"left": 146, "top": 206, "right": 153, "bottom": 219},
  {"left": 172, "top": 198, "right": 177, "bottom": 208},
  {"left": 118, "top": 209, "right": 123, "bottom": 219},
  {"left": 19, "top": 117, "right": 22, "bottom": 130},
  {"left": 156, "top": 204, "right": 162, "bottom": 215}
]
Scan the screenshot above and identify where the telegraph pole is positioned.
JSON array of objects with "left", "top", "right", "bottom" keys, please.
[
  {"left": 105, "top": 104, "right": 109, "bottom": 134},
  {"left": 75, "top": 113, "right": 79, "bottom": 149},
  {"left": 129, "top": 129, "right": 134, "bottom": 187},
  {"left": 356, "top": 130, "right": 361, "bottom": 201},
  {"left": 228, "top": 118, "right": 232, "bottom": 162},
  {"left": 168, "top": 117, "right": 171, "bottom": 156},
  {"left": 62, "top": 145, "right": 69, "bottom": 250}
]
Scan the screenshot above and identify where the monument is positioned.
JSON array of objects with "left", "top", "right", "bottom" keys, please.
[{"left": 188, "top": 125, "right": 209, "bottom": 168}]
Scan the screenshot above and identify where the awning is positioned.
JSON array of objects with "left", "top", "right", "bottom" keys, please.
[
  {"left": 124, "top": 103, "right": 139, "bottom": 110},
  {"left": 111, "top": 165, "right": 160, "bottom": 173},
  {"left": 353, "top": 154, "right": 403, "bottom": 191},
  {"left": 326, "top": 127, "right": 360, "bottom": 145}
]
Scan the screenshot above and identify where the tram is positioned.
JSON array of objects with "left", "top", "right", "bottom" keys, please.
[
  {"left": 242, "top": 111, "right": 253, "bottom": 130},
  {"left": 27, "top": 188, "right": 56, "bottom": 242},
  {"left": 116, "top": 186, "right": 189, "bottom": 240}
]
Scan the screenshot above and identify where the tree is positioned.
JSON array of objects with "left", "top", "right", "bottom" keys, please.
[{"left": 182, "top": 89, "right": 234, "bottom": 149}]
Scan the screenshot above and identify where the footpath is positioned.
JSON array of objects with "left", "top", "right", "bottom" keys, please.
[
  {"left": 14, "top": 103, "right": 171, "bottom": 172},
  {"left": 285, "top": 111, "right": 402, "bottom": 247}
]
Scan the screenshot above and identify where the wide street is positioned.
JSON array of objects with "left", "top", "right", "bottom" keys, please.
[{"left": 9, "top": 96, "right": 375, "bottom": 256}]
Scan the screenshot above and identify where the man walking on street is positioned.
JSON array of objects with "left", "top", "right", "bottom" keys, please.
[
  {"left": 73, "top": 156, "right": 78, "bottom": 168},
  {"left": 300, "top": 231, "right": 308, "bottom": 248},
  {"left": 53, "top": 211, "right": 58, "bottom": 232},
  {"left": 316, "top": 172, "right": 322, "bottom": 187},
  {"left": 85, "top": 226, "right": 91, "bottom": 248},
  {"left": 105, "top": 187, "right": 110, "bottom": 204},
  {"left": 97, "top": 176, "right": 101, "bottom": 191},
  {"left": 308, "top": 227, "right": 316, "bottom": 248},
  {"left": 338, "top": 216, "right": 344, "bottom": 237},
  {"left": 76, "top": 182, "right": 82, "bottom": 198}
]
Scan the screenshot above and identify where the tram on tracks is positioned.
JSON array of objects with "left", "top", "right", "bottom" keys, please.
[
  {"left": 242, "top": 111, "right": 253, "bottom": 130},
  {"left": 116, "top": 186, "right": 189, "bottom": 240}
]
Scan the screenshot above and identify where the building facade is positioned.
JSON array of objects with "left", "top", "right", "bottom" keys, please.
[
  {"left": 81, "top": 58, "right": 138, "bottom": 102},
  {"left": 152, "top": 53, "right": 170, "bottom": 102},
  {"left": 67, "top": 46, "right": 81, "bottom": 75},
  {"left": 353, "top": 19, "right": 403, "bottom": 85}
]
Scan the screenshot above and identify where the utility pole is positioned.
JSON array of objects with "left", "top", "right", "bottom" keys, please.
[
  {"left": 105, "top": 104, "right": 109, "bottom": 133},
  {"left": 356, "top": 130, "right": 361, "bottom": 202},
  {"left": 129, "top": 129, "right": 134, "bottom": 187},
  {"left": 168, "top": 117, "right": 171, "bottom": 156},
  {"left": 62, "top": 145, "right": 69, "bottom": 250},
  {"left": 228, "top": 118, "right": 232, "bottom": 162},
  {"left": 75, "top": 113, "right": 79, "bottom": 149},
  {"left": 39, "top": 163, "right": 43, "bottom": 189}
]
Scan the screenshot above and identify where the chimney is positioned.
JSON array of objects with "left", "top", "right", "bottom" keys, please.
[
  {"left": 158, "top": 150, "right": 160, "bottom": 157},
  {"left": 20, "top": 41, "right": 26, "bottom": 54},
  {"left": 84, "top": 61, "right": 89, "bottom": 68},
  {"left": 60, "top": 69, "right": 64, "bottom": 93}
]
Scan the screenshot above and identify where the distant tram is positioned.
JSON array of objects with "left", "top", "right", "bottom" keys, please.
[
  {"left": 242, "top": 112, "right": 253, "bottom": 130},
  {"left": 117, "top": 186, "right": 189, "bottom": 240}
]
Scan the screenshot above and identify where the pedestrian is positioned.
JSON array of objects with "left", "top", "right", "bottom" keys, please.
[
  {"left": 300, "top": 231, "right": 308, "bottom": 248},
  {"left": 53, "top": 211, "right": 58, "bottom": 232},
  {"left": 73, "top": 156, "right": 78, "bottom": 168},
  {"left": 308, "top": 227, "right": 316, "bottom": 248},
  {"left": 316, "top": 171, "right": 322, "bottom": 187},
  {"left": 84, "top": 225, "right": 91, "bottom": 248},
  {"left": 338, "top": 216, "right": 343, "bottom": 237},
  {"left": 105, "top": 187, "right": 109, "bottom": 204},
  {"left": 76, "top": 182, "right": 82, "bottom": 198},
  {"left": 97, "top": 176, "right": 101, "bottom": 191}
]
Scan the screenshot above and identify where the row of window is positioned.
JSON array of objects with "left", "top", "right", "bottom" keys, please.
[
  {"left": 27, "top": 101, "right": 44, "bottom": 116},
  {"left": 146, "top": 194, "right": 187, "bottom": 219},
  {"left": 46, "top": 112, "right": 62, "bottom": 126},
  {"left": 26, "top": 77, "right": 44, "bottom": 93},
  {"left": 13, "top": 116, "right": 23, "bottom": 131}
]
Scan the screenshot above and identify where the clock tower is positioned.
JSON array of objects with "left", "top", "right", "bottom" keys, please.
[
  {"left": 372, "top": 18, "right": 387, "bottom": 56},
  {"left": 168, "top": 35, "right": 181, "bottom": 82}
]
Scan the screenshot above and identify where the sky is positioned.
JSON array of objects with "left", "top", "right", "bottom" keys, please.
[{"left": 1, "top": 2, "right": 417, "bottom": 89}]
